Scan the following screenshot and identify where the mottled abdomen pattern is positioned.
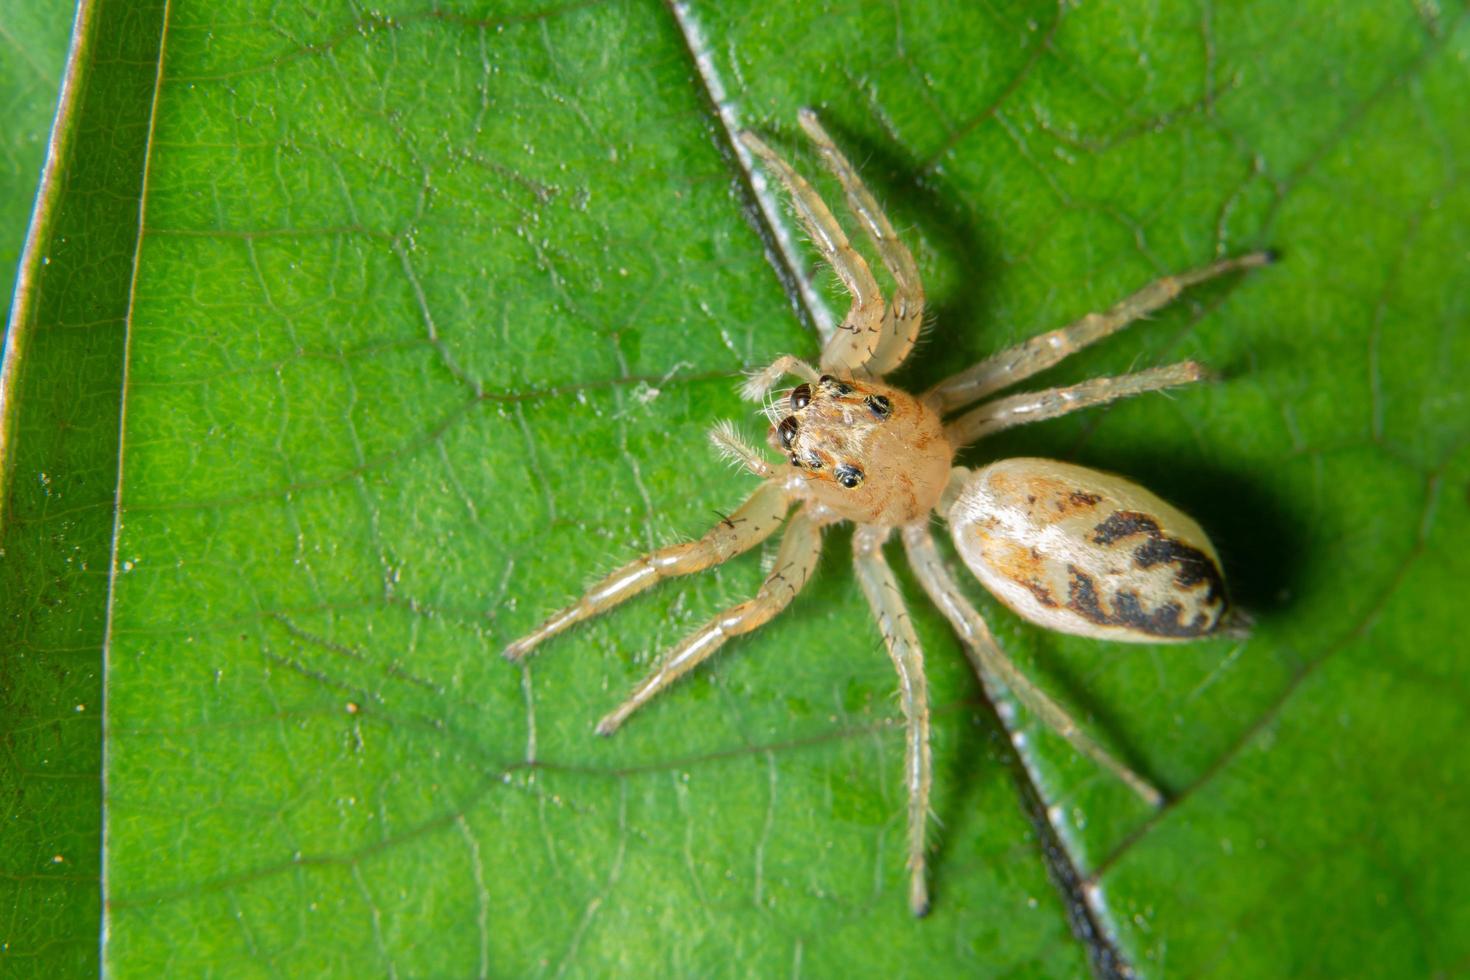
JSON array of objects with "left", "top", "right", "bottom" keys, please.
[{"left": 948, "top": 458, "right": 1228, "bottom": 642}]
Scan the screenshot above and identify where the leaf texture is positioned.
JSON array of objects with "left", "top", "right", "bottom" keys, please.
[{"left": 2, "top": 0, "right": 1468, "bottom": 976}]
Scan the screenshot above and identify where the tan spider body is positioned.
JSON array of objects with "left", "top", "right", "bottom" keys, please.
[
  {"left": 504, "top": 110, "right": 1271, "bottom": 916},
  {"left": 770, "top": 374, "right": 950, "bottom": 525}
]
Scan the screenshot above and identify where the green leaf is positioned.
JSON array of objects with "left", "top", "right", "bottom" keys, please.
[
  {"left": 1, "top": 1, "right": 128, "bottom": 975},
  {"left": 0, "top": 1, "right": 71, "bottom": 287},
  {"left": 3, "top": 0, "right": 1467, "bottom": 975}
]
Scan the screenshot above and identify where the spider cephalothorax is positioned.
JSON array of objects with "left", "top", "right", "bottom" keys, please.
[
  {"left": 767, "top": 374, "right": 951, "bottom": 525},
  {"left": 503, "top": 109, "right": 1271, "bottom": 916}
]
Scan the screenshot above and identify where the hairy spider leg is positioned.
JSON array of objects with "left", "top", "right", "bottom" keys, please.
[
  {"left": 797, "top": 109, "right": 925, "bottom": 376},
  {"left": 924, "top": 251, "right": 1275, "bottom": 414},
  {"left": 852, "top": 524, "right": 934, "bottom": 917},
  {"left": 595, "top": 508, "right": 823, "bottom": 735},
  {"left": 901, "top": 521, "right": 1162, "bottom": 806},
  {"left": 739, "top": 130, "right": 887, "bottom": 382},
  {"left": 502, "top": 481, "right": 790, "bottom": 661},
  {"left": 944, "top": 361, "right": 1206, "bottom": 451}
]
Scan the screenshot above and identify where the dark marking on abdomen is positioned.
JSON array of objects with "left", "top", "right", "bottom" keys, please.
[
  {"left": 1132, "top": 534, "right": 1223, "bottom": 597},
  {"left": 1066, "top": 564, "right": 1223, "bottom": 638},
  {"left": 1092, "top": 510, "right": 1160, "bottom": 545},
  {"left": 1090, "top": 510, "right": 1226, "bottom": 607}
]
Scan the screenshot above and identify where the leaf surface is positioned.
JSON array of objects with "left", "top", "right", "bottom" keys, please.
[
  {"left": 0, "top": 0, "right": 71, "bottom": 285},
  {"left": 1, "top": 1, "right": 148, "bottom": 974},
  {"left": 2, "top": 0, "right": 1467, "bottom": 976}
]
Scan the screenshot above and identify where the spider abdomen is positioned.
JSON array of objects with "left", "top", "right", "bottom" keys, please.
[{"left": 948, "top": 458, "right": 1228, "bottom": 642}]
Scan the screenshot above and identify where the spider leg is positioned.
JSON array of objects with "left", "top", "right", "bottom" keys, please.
[
  {"left": 944, "top": 361, "right": 1206, "bottom": 451},
  {"left": 797, "top": 109, "right": 924, "bottom": 377},
  {"left": 924, "top": 252, "right": 1274, "bottom": 414},
  {"left": 852, "top": 524, "right": 933, "bottom": 917},
  {"left": 595, "top": 506, "right": 822, "bottom": 735},
  {"left": 900, "top": 520, "right": 1162, "bottom": 806},
  {"left": 739, "top": 129, "right": 887, "bottom": 380},
  {"left": 502, "top": 480, "right": 790, "bottom": 661}
]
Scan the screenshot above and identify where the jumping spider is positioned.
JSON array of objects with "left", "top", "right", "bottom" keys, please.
[{"left": 505, "top": 109, "right": 1271, "bottom": 916}]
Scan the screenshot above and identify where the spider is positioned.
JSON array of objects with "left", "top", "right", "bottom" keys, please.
[{"left": 504, "top": 110, "right": 1271, "bottom": 916}]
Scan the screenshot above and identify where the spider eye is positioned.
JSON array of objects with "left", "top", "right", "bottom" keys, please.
[
  {"left": 818, "top": 374, "right": 853, "bottom": 396},
  {"left": 805, "top": 452, "right": 824, "bottom": 469},
  {"left": 835, "top": 463, "right": 864, "bottom": 488},
  {"left": 865, "top": 394, "right": 892, "bottom": 419},
  {"left": 790, "top": 384, "right": 811, "bottom": 410},
  {"left": 777, "top": 416, "right": 799, "bottom": 450}
]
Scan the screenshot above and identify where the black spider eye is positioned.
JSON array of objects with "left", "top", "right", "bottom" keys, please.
[
  {"left": 805, "top": 452, "right": 823, "bottom": 469},
  {"left": 818, "top": 374, "right": 853, "bottom": 396},
  {"left": 789, "top": 384, "right": 811, "bottom": 410},
  {"left": 777, "top": 416, "right": 799, "bottom": 450},
  {"left": 865, "top": 394, "right": 892, "bottom": 419},
  {"left": 835, "top": 463, "right": 864, "bottom": 489},
  {"left": 788, "top": 453, "right": 801, "bottom": 467}
]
